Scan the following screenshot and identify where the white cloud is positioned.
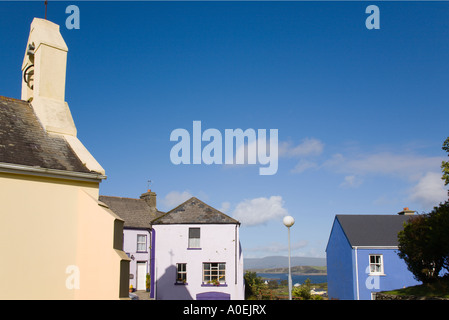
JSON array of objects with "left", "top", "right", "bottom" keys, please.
[
  {"left": 280, "top": 138, "right": 324, "bottom": 174},
  {"left": 409, "top": 172, "right": 447, "bottom": 209},
  {"left": 160, "top": 190, "right": 193, "bottom": 209},
  {"left": 322, "top": 151, "right": 445, "bottom": 190},
  {"left": 291, "top": 159, "right": 318, "bottom": 174},
  {"left": 232, "top": 196, "right": 288, "bottom": 226},
  {"left": 279, "top": 138, "right": 324, "bottom": 158},
  {"left": 340, "top": 175, "right": 363, "bottom": 188},
  {"left": 219, "top": 201, "right": 231, "bottom": 213},
  {"left": 324, "top": 152, "right": 443, "bottom": 179}
]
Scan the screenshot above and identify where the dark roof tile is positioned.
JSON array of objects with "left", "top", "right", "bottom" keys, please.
[
  {"left": 99, "top": 195, "right": 165, "bottom": 229},
  {"left": 336, "top": 214, "right": 416, "bottom": 247},
  {"left": 0, "top": 96, "right": 91, "bottom": 173},
  {"left": 152, "top": 197, "right": 239, "bottom": 225}
]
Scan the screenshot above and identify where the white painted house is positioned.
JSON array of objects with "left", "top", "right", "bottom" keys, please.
[{"left": 151, "top": 197, "right": 244, "bottom": 300}]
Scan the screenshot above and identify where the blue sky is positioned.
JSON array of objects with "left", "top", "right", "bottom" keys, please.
[{"left": 1, "top": 1, "right": 449, "bottom": 259}]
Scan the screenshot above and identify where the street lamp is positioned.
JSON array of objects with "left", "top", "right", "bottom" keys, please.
[{"left": 283, "top": 215, "right": 295, "bottom": 300}]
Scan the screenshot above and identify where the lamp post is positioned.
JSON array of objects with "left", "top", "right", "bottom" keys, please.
[{"left": 283, "top": 215, "right": 295, "bottom": 300}]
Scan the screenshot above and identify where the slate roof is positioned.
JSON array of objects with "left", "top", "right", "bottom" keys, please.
[
  {"left": 0, "top": 96, "right": 91, "bottom": 174},
  {"left": 335, "top": 214, "right": 416, "bottom": 247},
  {"left": 99, "top": 195, "right": 165, "bottom": 229},
  {"left": 151, "top": 197, "right": 240, "bottom": 225}
]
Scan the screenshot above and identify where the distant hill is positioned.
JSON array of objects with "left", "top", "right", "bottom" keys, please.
[
  {"left": 244, "top": 256, "right": 326, "bottom": 270},
  {"left": 248, "top": 265, "right": 326, "bottom": 275}
]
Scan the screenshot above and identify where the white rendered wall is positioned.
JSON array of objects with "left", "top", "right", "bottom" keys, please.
[{"left": 153, "top": 224, "right": 244, "bottom": 300}]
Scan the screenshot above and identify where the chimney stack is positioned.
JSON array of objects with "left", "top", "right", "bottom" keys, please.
[
  {"left": 140, "top": 190, "right": 157, "bottom": 212},
  {"left": 398, "top": 207, "right": 415, "bottom": 215}
]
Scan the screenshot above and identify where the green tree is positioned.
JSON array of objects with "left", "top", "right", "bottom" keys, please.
[
  {"left": 244, "top": 271, "right": 264, "bottom": 299},
  {"left": 442, "top": 137, "right": 449, "bottom": 187},
  {"left": 267, "top": 279, "right": 278, "bottom": 289},
  {"left": 292, "top": 278, "right": 312, "bottom": 300},
  {"left": 398, "top": 137, "right": 449, "bottom": 284},
  {"left": 427, "top": 201, "right": 449, "bottom": 273},
  {"left": 437, "top": 137, "right": 449, "bottom": 271},
  {"left": 398, "top": 214, "right": 444, "bottom": 283},
  {"left": 279, "top": 279, "right": 288, "bottom": 287}
]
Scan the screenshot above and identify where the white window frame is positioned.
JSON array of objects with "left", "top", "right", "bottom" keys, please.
[
  {"left": 369, "top": 254, "right": 384, "bottom": 275},
  {"left": 203, "top": 262, "right": 226, "bottom": 284},
  {"left": 137, "top": 234, "right": 147, "bottom": 252}
]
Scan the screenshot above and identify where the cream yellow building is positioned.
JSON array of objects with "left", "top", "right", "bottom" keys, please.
[{"left": 0, "top": 18, "right": 130, "bottom": 299}]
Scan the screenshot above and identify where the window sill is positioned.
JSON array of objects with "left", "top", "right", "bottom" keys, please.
[
  {"left": 201, "top": 283, "right": 228, "bottom": 287},
  {"left": 175, "top": 282, "right": 188, "bottom": 286},
  {"left": 187, "top": 248, "right": 202, "bottom": 250},
  {"left": 369, "top": 273, "right": 386, "bottom": 276}
]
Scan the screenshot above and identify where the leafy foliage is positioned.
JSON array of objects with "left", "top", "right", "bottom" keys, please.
[
  {"left": 292, "top": 278, "right": 312, "bottom": 300},
  {"left": 244, "top": 271, "right": 264, "bottom": 299},
  {"left": 428, "top": 201, "right": 449, "bottom": 272},
  {"left": 291, "top": 278, "right": 324, "bottom": 300},
  {"left": 398, "top": 214, "right": 442, "bottom": 282},
  {"left": 397, "top": 137, "right": 449, "bottom": 284},
  {"left": 442, "top": 137, "right": 449, "bottom": 187},
  {"left": 398, "top": 201, "right": 449, "bottom": 283}
]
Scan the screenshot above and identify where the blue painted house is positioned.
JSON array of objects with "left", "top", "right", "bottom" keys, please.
[{"left": 326, "top": 209, "right": 420, "bottom": 300}]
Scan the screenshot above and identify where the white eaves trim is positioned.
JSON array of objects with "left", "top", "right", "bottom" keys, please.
[{"left": 0, "top": 162, "right": 107, "bottom": 182}]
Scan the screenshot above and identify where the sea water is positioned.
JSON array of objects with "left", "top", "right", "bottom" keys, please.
[{"left": 257, "top": 273, "right": 327, "bottom": 286}]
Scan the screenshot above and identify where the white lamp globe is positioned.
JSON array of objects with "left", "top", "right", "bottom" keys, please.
[{"left": 283, "top": 215, "right": 295, "bottom": 228}]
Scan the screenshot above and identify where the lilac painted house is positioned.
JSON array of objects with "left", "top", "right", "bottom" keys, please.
[
  {"left": 100, "top": 192, "right": 244, "bottom": 300},
  {"left": 100, "top": 190, "right": 164, "bottom": 296},
  {"left": 151, "top": 197, "right": 244, "bottom": 300}
]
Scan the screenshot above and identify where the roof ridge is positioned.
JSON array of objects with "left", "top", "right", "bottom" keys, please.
[
  {"left": 191, "top": 197, "right": 239, "bottom": 223},
  {"left": 161, "top": 196, "right": 195, "bottom": 215},
  {"left": 100, "top": 195, "right": 143, "bottom": 201}
]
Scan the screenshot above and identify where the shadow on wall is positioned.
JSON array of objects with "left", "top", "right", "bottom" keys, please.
[{"left": 156, "top": 265, "right": 193, "bottom": 300}]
